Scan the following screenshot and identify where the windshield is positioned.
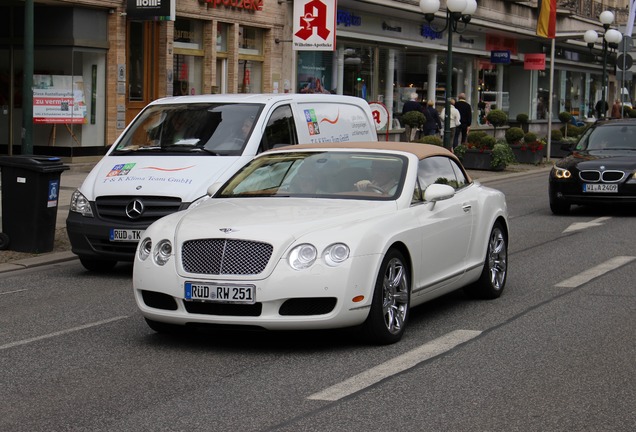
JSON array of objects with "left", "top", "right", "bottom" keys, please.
[
  {"left": 112, "top": 103, "right": 264, "bottom": 156},
  {"left": 577, "top": 124, "right": 636, "bottom": 151},
  {"left": 217, "top": 151, "right": 407, "bottom": 200}
]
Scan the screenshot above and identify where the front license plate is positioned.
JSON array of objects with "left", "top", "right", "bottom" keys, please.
[
  {"left": 184, "top": 282, "right": 256, "bottom": 304},
  {"left": 109, "top": 228, "right": 143, "bottom": 242},
  {"left": 583, "top": 183, "right": 618, "bottom": 193}
]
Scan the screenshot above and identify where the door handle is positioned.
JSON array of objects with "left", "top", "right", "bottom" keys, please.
[{"left": 462, "top": 204, "right": 472, "bottom": 212}]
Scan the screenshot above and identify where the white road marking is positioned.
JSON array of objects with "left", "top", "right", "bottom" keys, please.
[
  {"left": 0, "top": 289, "right": 27, "bottom": 295},
  {"left": 563, "top": 216, "right": 612, "bottom": 233},
  {"left": 0, "top": 316, "right": 129, "bottom": 351},
  {"left": 555, "top": 256, "right": 636, "bottom": 288},
  {"left": 307, "top": 329, "right": 482, "bottom": 401}
]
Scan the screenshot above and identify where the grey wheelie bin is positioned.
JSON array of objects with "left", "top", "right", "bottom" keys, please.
[{"left": 0, "top": 155, "right": 69, "bottom": 253}]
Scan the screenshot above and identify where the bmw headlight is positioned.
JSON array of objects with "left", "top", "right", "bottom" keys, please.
[
  {"left": 553, "top": 166, "right": 571, "bottom": 179},
  {"left": 628, "top": 171, "right": 636, "bottom": 184},
  {"left": 154, "top": 239, "right": 173, "bottom": 266},
  {"left": 323, "top": 243, "right": 350, "bottom": 267},
  {"left": 288, "top": 244, "right": 317, "bottom": 270},
  {"left": 139, "top": 238, "right": 152, "bottom": 261},
  {"left": 70, "top": 189, "right": 94, "bottom": 217}
]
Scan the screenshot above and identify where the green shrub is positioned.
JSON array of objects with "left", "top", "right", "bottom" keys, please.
[
  {"left": 491, "top": 143, "right": 516, "bottom": 169},
  {"left": 480, "top": 135, "right": 497, "bottom": 150},
  {"left": 416, "top": 135, "right": 443, "bottom": 146},
  {"left": 401, "top": 111, "right": 426, "bottom": 128},
  {"left": 628, "top": 108, "right": 636, "bottom": 118},
  {"left": 523, "top": 132, "right": 537, "bottom": 143},
  {"left": 467, "top": 130, "right": 488, "bottom": 146},
  {"left": 505, "top": 127, "right": 524, "bottom": 144},
  {"left": 558, "top": 111, "right": 573, "bottom": 123},
  {"left": 551, "top": 129, "right": 563, "bottom": 141},
  {"left": 516, "top": 113, "right": 529, "bottom": 124},
  {"left": 486, "top": 109, "right": 508, "bottom": 128}
]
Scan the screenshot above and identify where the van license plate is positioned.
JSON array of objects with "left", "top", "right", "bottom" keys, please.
[
  {"left": 185, "top": 282, "right": 256, "bottom": 304},
  {"left": 109, "top": 229, "right": 143, "bottom": 242},
  {"left": 583, "top": 184, "right": 618, "bottom": 193}
]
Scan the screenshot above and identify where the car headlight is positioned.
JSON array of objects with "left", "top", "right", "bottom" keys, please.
[
  {"left": 69, "top": 189, "right": 94, "bottom": 217},
  {"left": 628, "top": 171, "right": 636, "bottom": 183},
  {"left": 153, "top": 239, "right": 173, "bottom": 266},
  {"left": 288, "top": 244, "right": 317, "bottom": 270},
  {"left": 553, "top": 166, "right": 571, "bottom": 179},
  {"left": 139, "top": 238, "right": 152, "bottom": 261},
  {"left": 323, "top": 243, "right": 350, "bottom": 267}
]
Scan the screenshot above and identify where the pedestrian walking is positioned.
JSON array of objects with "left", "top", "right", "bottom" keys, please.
[{"left": 454, "top": 93, "right": 472, "bottom": 148}]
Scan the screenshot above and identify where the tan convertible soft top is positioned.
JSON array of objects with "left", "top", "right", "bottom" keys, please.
[{"left": 273, "top": 141, "right": 471, "bottom": 182}]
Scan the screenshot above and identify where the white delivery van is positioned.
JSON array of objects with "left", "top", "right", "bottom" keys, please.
[{"left": 66, "top": 93, "right": 377, "bottom": 271}]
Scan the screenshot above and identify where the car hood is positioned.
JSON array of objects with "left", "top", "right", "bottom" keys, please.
[
  {"left": 557, "top": 151, "right": 636, "bottom": 171},
  {"left": 173, "top": 198, "right": 396, "bottom": 246},
  {"left": 80, "top": 155, "right": 247, "bottom": 202}
]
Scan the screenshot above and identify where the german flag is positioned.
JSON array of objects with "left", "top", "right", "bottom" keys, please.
[{"left": 537, "top": 0, "right": 557, "bottom": 38}]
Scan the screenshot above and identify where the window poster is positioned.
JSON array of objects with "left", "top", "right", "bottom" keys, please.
[{"left": 33, "top": 75, "right": 87, "bottom": 124}]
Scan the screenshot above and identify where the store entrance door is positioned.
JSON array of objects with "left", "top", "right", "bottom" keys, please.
[{"left": 126, "top": 21, "right": 159, "bottom": 125}]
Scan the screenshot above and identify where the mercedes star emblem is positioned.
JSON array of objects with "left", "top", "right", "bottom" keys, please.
[{"left": 125, "top": 199, "right": 145, "bottom": 219}]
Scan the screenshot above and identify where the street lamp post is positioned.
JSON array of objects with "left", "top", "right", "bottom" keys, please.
[
  {"left": 420, "top": 0, "right": 477, "bottom": 150},
  {"left": 584, "top": 11, "right": 622, "bottom": 120}
]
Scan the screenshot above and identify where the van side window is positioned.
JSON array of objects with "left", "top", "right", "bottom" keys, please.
[{"left": 259, "top": 105, "right": 298, "bottom": 153}]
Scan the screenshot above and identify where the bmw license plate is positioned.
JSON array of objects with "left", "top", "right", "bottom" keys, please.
[
  {"left": 185, "top": 282, "right": 256, "bottom": 304},
  {"left": 583, "top": 184, "right": 618, "bottom": 193},
  {"left": 109, "top": 228, "right": 143, "bottom": 242}
]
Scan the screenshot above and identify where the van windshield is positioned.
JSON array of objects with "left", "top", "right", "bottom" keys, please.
[{"left": 112, "top": 103, "right": 264, "bottom": 156}]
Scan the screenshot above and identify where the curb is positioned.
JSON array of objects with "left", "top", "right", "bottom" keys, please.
[{"left": 0, "top": 251, "right": 77, "bottom": 274}]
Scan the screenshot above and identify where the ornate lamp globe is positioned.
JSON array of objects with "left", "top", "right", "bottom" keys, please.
[
  {"left": 599, "top": 10, "right": 615, "bottom": 26},
  {"left": 604, "top": 28, "right": 623, "bottom": 47},
  {"left": 419, "top": 0, "right": 440, "bottom": 14},
  {"left": 447, "top": 0, "right": 467, "bottom": 13},
  {"left": 584, "top": 30, "right": 599, "bottom": 45}
]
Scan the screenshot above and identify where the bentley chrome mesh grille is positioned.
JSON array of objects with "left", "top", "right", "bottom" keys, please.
[{"left": 182, "top": 239, "right": 273, "bottom": 275}]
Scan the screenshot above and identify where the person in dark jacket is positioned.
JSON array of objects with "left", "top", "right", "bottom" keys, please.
[
  {"left": 454, "top": 93, "right": 472, "bottom": 148},
  {"left": 424, "top": 100, "right": 442, "bottom": 136},
  {"left": 402, "top": 92, "right": 424, "bottom": 115}
]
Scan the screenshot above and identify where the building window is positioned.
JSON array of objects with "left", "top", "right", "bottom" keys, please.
[{"left": 173, "top": 19, "right": 203, "bottom": 96}]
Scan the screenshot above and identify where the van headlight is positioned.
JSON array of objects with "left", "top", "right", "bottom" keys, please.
[
  {"left": 70, "top": 189, "right": 94, "bottom": 217},
  {"left": 154, "top": 240, "right": 173, "bottom": 266}
]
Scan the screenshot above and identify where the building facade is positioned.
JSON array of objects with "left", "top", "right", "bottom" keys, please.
[{"left": 0, "top": 0, "right": 632, "bottom": 158}]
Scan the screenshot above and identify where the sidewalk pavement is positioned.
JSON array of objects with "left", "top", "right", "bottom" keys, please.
[{"left": 0, "top": 159, "right": 553, "bottom": 273}]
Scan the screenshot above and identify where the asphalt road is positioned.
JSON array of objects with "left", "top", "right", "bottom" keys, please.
[{"left": 1, "top": 171, "right": 635, "bottom": 431}]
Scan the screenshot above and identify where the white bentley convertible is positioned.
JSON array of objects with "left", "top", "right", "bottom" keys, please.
[{"left": 133, "top": 142, "right": 509, "bottom": 344}]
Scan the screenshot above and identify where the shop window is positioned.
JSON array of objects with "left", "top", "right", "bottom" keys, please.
[
  {"left": 217, "top": 23, "right": 228, "bottom": 52},
  {"left": 173, "top": 19, "right": 203, "bottom": 96},
  {"left": 298, "top": 51, "right": 334, "bottom": 94},
  {"left": 342, "top": 45, "right": 373, "bottom": 100},
  {"left": 239, "top": 26, "right": 263, "bottom": 55}
]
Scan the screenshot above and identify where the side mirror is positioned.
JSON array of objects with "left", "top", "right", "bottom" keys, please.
[
  {"left": 424, "top": 183, "right": 455, "bottom": 202},
  {"left": 207, "top": 181, "right": 224, "bottom": 196}
]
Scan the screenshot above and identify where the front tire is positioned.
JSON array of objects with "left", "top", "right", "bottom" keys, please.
[
  {"left": 363, "top": 249, "right": 410, "bottom": 345},
  {"left": 465, "top": 222, "right": 508, "bottom": 299}
]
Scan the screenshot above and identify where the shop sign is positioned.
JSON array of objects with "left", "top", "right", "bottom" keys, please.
[
  {"left": 421, "top": 24, "right": 442, "bottom": 40},
  {"left": 126, "top": 0, "right": 175, "bottom": 21},
  {"left": 490, "top": 50, "right": 510, "bottom": 64},
  {"left": 382, "top": 22, "right": 402, "bottom": 33},
  {"left": 198, "top": 0, "right": 263, "bottom": 11},
  {"left": 337, "top": 10, "right": 361, "bottom": 27},
  {"left": 293, "top": 0, "right": 337, "bottom": 51},
  {"left": 524, "top": 53, "right": 546, "bottom": 70}
]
